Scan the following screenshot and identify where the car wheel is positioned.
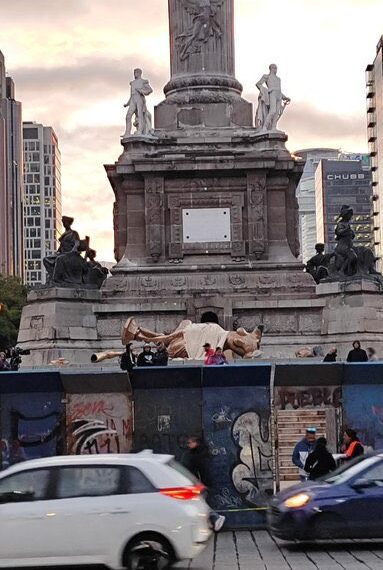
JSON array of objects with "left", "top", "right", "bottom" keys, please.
[
  {"left": 123, "top": 533, "right": 174, "bottom": 570},
  {"left": 313, "top": 513, "right": 346, "bottom": 540}
]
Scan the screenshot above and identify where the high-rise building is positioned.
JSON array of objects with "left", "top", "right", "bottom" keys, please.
[
  {"left": 315, "top": 158, "right": 373, "bottom": 253},
  {"left": 366, "top": 36, "right": 383, "bottom": 270},
  {"left": 0, "top": 51, "right": 24, "bottom": 278},
  {"left": 295, "top": 148, "right": 339, "bottom": 262},
  {"left": 23, "top": 122, "right": 62, "bottom": 286}
]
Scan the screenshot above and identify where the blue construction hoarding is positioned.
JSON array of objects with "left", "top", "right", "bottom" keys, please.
[
  {"left": 0, "top": 362, "right": 382, "bottom": 529},
  {"left": 343, "top": 364, "right": 383, "bottom": 450},
  {"left": 0, "top": 371, "right": 63, "bottom": 469},
  {"left": 202, "top": 364, "right": 272, "bottom": 529}
]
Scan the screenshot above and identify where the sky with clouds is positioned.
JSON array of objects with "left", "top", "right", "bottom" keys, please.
[{"left": 1, "top": 0, "right": 382, "bottom": 261}]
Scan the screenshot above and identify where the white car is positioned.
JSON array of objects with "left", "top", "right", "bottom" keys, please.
[{"left": 0, "top": 452, "right": 211, "bottom": 569}]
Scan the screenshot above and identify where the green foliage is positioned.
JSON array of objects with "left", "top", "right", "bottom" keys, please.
[{"left": 0, "top": 275, "right": 28, "bottom": 351}]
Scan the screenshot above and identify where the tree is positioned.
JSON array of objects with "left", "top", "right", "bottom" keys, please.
[{"left": 0, "top": 275, "right": 28, "bottom": 351}]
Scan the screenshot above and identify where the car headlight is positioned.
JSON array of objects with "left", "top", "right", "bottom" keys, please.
[{"left": 284, "top": 493, "right": 311, "bottom": 509}]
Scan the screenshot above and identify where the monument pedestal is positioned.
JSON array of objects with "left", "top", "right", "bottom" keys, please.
[
  {"left": 18, "top": 0, "right": 383, "bottom": 366},
  {"left": 318, "top": 279, "right": 383, "bottom": 355},
  {"left": 101, "top": 127, "right": 320, "bottom": 360},
  {"left": 17, "top": 288, "right": 102, "bottom": 367}
]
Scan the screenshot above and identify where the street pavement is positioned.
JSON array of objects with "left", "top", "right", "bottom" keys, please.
[{"left": 176, "top": 530, "right": 383, "bottom": 570}]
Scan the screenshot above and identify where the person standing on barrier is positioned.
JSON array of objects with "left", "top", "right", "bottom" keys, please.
[
  {"left": 182, "top": 436, "right": 226, "bottom": 532},
  {"left": 137, "top": 343, "right": 155, "bottom": 367},
  {"left": 346, "top": 340, "right": 368, "bottom": 362},
  {"left": 120, "top": 343, "right": 136, "bottom": 373},
  {"left": 203, "top": 343, "right": 215, "bottom": 365}
]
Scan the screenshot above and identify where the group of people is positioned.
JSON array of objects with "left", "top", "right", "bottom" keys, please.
[
  {"left": 293, "top": 426, "right": 364, "bottom": 481},
  {"left": 120, "top": 342, "right": 169, "bottom": 372},
  {"left": 203, "top": 343, "right": 229, "bottom": 365},
  {"left": 0, "top": 352, "right": 10, "bottom": 372},
  {"left": 323, "top": 340, "right": 377, "bottom": 363}
]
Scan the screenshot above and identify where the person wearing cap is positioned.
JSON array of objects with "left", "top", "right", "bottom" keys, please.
[
  {"left": 203, "top": 343, "right": 215, "bottom": 365},
  {"left": 292, "top": 427, "right": 317, "bottom": 481},
  {"left": 137, "top": 343, "right": 155, "bottom": 367}
]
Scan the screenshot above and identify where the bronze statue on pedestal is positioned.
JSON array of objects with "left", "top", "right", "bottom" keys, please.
[{"left": 43, "top": 216, "right": 108, "bottom": 289}]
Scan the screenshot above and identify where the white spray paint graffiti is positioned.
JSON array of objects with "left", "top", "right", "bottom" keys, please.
[{"left": 231, "top": 411, "right": 273, "bottom": 506}]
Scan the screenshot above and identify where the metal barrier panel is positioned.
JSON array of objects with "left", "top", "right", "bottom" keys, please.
[
  {"left": 131, "top": 367, "right": 202, "bottom": 459},
  {"left": 343, "top": 363, "right": 383, "bottom": 450},
  {"left": 0, "top": 372, "right": 63, "bottom": 469},
  {"left": 61, "top": 371, "right": 133, "bottom": 455},
  {"left": 202, "top": 365, "right": 272, "bottom": 529}
]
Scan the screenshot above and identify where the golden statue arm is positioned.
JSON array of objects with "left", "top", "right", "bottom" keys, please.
[{"left": 91, "top": 351, "right": 125, "bottom": 363}]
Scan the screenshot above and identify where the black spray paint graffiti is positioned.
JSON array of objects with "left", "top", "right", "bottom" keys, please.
[
  {"left": 231, "top": 411, "right": 273, "bottom": 507},
  {"left": 69, "top": 419, "right": 120, "bottom": 455}
]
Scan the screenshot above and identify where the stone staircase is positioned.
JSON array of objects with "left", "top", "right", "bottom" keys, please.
[{"left": 277, "top": 409, "right": 328, "bottom": 482}]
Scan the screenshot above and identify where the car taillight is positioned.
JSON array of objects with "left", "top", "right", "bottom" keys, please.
[{"left": 160, "top": 484, "right": 205, "bottom": 500}]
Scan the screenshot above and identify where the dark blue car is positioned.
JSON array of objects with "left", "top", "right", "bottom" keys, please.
[{"left": 268, "top": 454, "right": 383, "bottom": 540}]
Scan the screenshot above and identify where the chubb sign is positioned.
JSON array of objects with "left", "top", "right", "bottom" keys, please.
[{"left": 327, "top": 173, "right": 365, "bottom": 180}]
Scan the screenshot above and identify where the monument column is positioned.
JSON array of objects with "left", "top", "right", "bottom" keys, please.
[
  {"left": 165, "top": 0, "right": 241, "bottom": 98},
  {"left": 155, "top": 0, "right": 252, "bottom": 128}
]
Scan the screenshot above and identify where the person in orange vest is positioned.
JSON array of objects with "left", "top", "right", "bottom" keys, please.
[{"left": 343, "top": 428, "right": 364, "bottom": 460}]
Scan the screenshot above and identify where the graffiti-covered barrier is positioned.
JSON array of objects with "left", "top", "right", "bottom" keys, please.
[
  {"left": 0, "top": 371, "right": 64, "bottom": 469},
  {"left": 343, "top": 364, "right": 383, "bottom": 451},
  {"left": 60, "top": 370, "right": 133, "bottom": 455},
  {"left": 202, "top": 364, "right": 272, "bottom": 529},
  {"left": 131, "top": 364, "right": 273, "bottom": 529},
  {"left": 131, "top": 367, "right": 202, "bottom": 459}
]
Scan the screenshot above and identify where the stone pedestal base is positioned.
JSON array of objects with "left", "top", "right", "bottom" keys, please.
[
  {"left": 17, "top": 278, "right": 383, "bottom": 366},
  {"left": 17, "top": 288, "right": 102, "bottom": 367},
  {"left": 317, "top": 279, "right": 383, "bottom": 356}
]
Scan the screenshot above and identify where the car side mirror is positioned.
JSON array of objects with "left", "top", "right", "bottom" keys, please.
[
  {"left": 351, "top": 478, "right": 376, "bottom": 491},
  {"left": 0, "top": 490, "right": 35, "bottom": 504}
]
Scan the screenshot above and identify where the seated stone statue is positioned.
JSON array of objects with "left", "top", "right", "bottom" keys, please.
[
  {"left": 327, "top": 205, "right": 382, "bottom": 283},
  {"left": 43, "top": 217, "right": 108, "bottom": 289},
  {"left": 44, "top": 216, "right": 80, "bottom": 280},
  {"left": 306, "top": 206, "right": 383, "bottom": 285},
  {"left": 305, "top": 243, "right": 332, "bottom": 284},
  {"left": 84, "top": 249, "right": 109, "bottom": 289}
]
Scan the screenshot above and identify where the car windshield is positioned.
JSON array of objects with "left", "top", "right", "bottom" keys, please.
[{"left": 321, "top": 455, "right": 380, "bottom": 485}]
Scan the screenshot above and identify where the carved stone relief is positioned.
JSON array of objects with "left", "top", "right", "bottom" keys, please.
[
  {"left": 247, "top": 173, "right": 267, "bottom": 259},
  {"left": 145, "top": 176, "right": 164, "bottom": 262},
  {"left": 176, "top": 0, "right": 223, "bottom": 62}
]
